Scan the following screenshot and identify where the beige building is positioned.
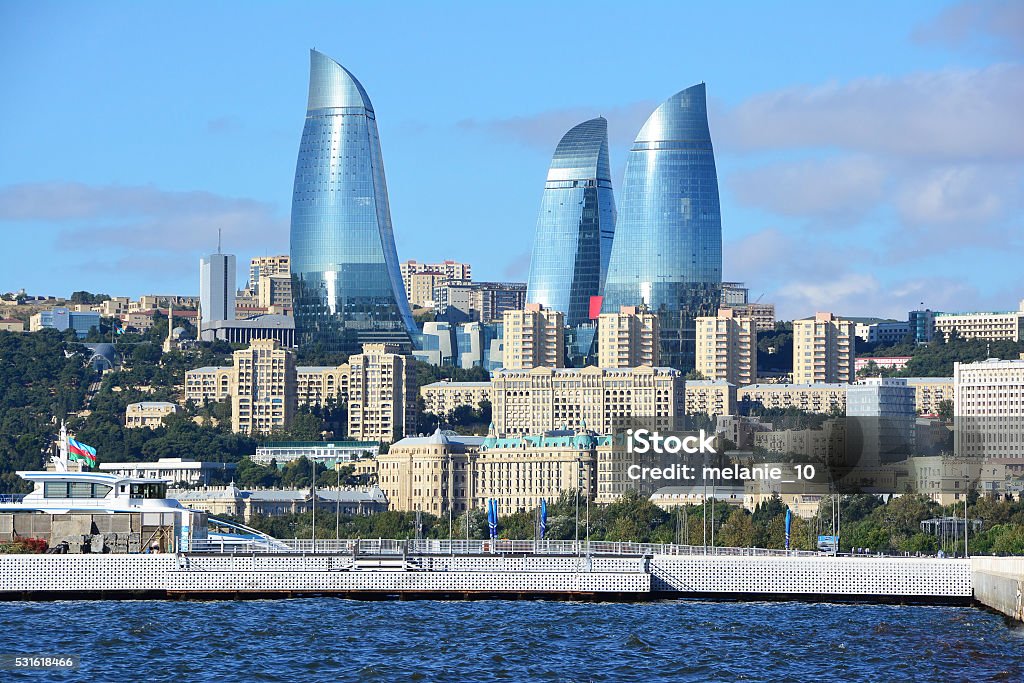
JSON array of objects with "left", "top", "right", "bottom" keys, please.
[
  {"left": 954, "top": 357, "right": 1024, "bottom": 459},
  {"left": 232, "top": 338, "right": 297, "bottom": 435},
  {"left": 347, "top": 343, "right": 416, "bottom": 444},
  {"left": 725, "top": 302, "right": 776, "bottom": 331},
  {"left": 378, "top": 428, "right": 600, "bottom": 514},
  {"left": 98, "top": 297, "right": 131, "bottom": 317},
  {"left": 684, "top": 380, "right": 737, "bottom": 417},
  {"left": 793, "top": 312, "right": 855, "bottom": 384},
  {"left": 935, "top": 301, "right": 1024, "bottom": 342},
  {"left": 754, "top": 419, "right": 846, "bottom": 462},
  {"left": 256, "top": 274, "right": 292, "bottom": 310},
  {"left": 125, "top": 401, "right": 178, "bottom": 429},
  {"left": 491, "top": 365, "right": 684, "bottom": 436},
  {"left": 904, "top": 377, "right": 955, "bottom": 415},
  {"left": 184, "top": 365, "right": 236, "bottom": 403},
  {"left": 401, "top": 260, "right": 472, "bottom": 299},
  {"left": 502, "top": 303, "right": 564, "bottom": 370},
  {"left": 406, "top": 271, "right": 450, "bottom": 309},
  {"left": 597, "top": 306, "right": 659, "bottom": 368},
  {"left": 0, "top": 318, "right": 24, "bottom": 332},
  {"left": 420, "top": 381, "right": 491, "bottom": 416},
  {"left": 908, "top": 456, "right": 1007, "bottom": 505},
  {"left": 295, "top": 364, "right": 351, "bottom": 408},
  {"left": 248, "top": 255, "right": 290, "bottom": 291},
  {"left": 737, "top": 383, "right": 848, "bottom": 414},
  {"left": 696, "top": 308, "right": 757, "bottom": 386}
]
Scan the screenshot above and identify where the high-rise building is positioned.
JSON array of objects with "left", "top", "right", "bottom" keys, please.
[
  {"left": 954, "top": 356, "right": 1024, "bottom": 459},
  {"left": 601, "top": 84, "right": 723, "bottom": 372},
  {"left": 721, "top": 282, "right": 748, "bottom": 306},
  {"left": 347, "top": 343, "right": 416, "bottom": 444},
  {"left": 597, "top": 305, "right": 659, "bottom": 368},
  {"left": 473, "top": 282, "right": 527, "bottom": 323},
  {"left": 248, "top": 255, "right": 290, "bottom": 294},
  {"left": 793, "top": 312, "right": 855, "bottom": 384},
  {"left": 289, "top": 50, "right": 416, "bottom": 354},
  {"left": 232, "top": 338, "right": 297, "bottom": 436},
  {"left": 726, "top": 303, "right": 776, "bottom": 332},
  {"left": 199, "top": 252, "right": 236, "bottom": 325},
  {"left": 696, "top": 308, "right": 757, "bottom": 386},
  {"left": 526, "top": 117, "right": 616, "bottom": 327},
  {"left": 501, "top": 303, "right": 564, "bottom": 369},
  {"left": 847, "top": 378, "right": 916, "bottom": 465}
]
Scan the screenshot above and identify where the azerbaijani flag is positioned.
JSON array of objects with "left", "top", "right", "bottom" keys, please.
[{"left": 68, "top": 437, "right": 98, "bottom": 467}]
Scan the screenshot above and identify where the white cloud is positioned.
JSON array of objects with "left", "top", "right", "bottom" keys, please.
[{"left": 913, "top": 0, "right": 1024, "bottom": 57}]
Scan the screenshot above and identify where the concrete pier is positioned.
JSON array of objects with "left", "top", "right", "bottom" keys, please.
[{"left": 971, "top": 557, "right": 1024, "bottom": 622}]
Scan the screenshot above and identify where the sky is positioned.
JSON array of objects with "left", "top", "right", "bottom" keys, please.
[{"left": 1, "top": 0, "right": 1021, "bottom": 320}]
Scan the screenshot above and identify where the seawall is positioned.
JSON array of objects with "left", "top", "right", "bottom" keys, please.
[{"left": 971, "top": 557, "right": 1024, "bottom": 622}]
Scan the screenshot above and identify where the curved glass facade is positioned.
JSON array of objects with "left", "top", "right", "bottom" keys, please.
[
  {"left": 290, "top": 50, "right": 416, "bottom": 354},
  {"left": 601, "top": 84, "right": 722, "bottom": 371},
  {"left": 526, "top": 117, "right": 616, "bottom": 327}
]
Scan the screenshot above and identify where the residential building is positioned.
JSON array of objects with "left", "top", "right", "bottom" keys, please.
[
  {"left": 98, "top": 297, "right": 131, "bottom": 317},
  {"left": 100, "top": 458, "right": 236, "bottom": 487},
  {"left": 598, "top": 305, "right": 659, "bottom": 368},
  {"left": 125, "top": 401, "right": 178, "bottom": 429},
  {"left": 347, "top": 343, "right": 416, "bottom": 444},
  {"left": 684, "top": 380, "right": 737, "bottom": 417},
  {"left": 934, "top": 301, "right": 1024, "bottom": 342},
  {"left": 526, "top": 117, "right": 616, "bottom": 327},
  {"left": 726, "top": 302, "right": 776, "bottom": 332},
  {"left": 433, "top": 280, "right": 477, "bottom": 321},
  {"left": 601, "top": 83, "right": 722, "bottom": 372},
  {"left": 754, "top": 420, "right": 846, "bottom": 462},
  {"left": 256, "top": 274, "right": 292, "bottom": 310},
  {"left": 716, "top": 415, "right": 773, "bottom": 450},
  {"left": 248, "top": 255, "right": 290, "bottom": 293},
  {"left": 792, "top": 312, "right": 855, "bottom": 384},
  {"left": 954, "top": 356, "right": 1024, "bottom": 459},
  {"left": 908, "top": 456, "right": 1007, "bottom": 505},
  {"left": 407, "top": 271, "right": 451, "bottom": 309},
  {"left": 490, "top": 365, "right": 684, "bottom": 436},
  {"left": 232, "top": 338, "right": 297, "bottom": 435},
  {"left": 420, "top": 381, "right": 492, "bottom": 416},
  {"left": 472, "top": 282, "right": 527, "bottom": 323},
  {"left": 696, "top": 308, "right": 757, "bottom": 386},
  {"left": 184, "top": 365, "right": 236, "bottom": 404},
  {"left": 295, "top": 364, "right": 350, "bottom": 408},
  {"left": 30, "top": 307, "right": 100, "bottom": 338},
  {"left": 737, "top": 384, "right": 848, "bottom": 414},
  {"left": 502, "top": 303, "right": 564, "bottom": 370},
  {"left": 200, "top": 314, "right": 295, "bottom": 347},
  {"left": 289, "top": 50, "right": 416, "bottom": 353},
  {"left": 904, "top": 377, "right": 955, "bottom": 415},
  {"left": 401, "top": 260, "right": 472, "bottom": 298},
  {"left": 199, "top": 252, "right": 236, "bottom": 325},
  {"left": 0, "top": 318, "right": 24, "bottom": 332},
  {"left": 251, "top": 441, "right": 380, "bottom": 466}
]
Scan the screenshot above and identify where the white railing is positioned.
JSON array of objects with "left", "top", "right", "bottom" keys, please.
[{"left": 188, "top": 537, "right": 819, "bottom": 558}]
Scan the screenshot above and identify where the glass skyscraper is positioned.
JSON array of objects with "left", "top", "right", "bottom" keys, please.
[
  {"left": 526, "top": 117, "right": 616, "bottom": 328},
  {"left": 290, "top": 49, "right": 416, "bottom": 354},
  {"left": 601, "top": 84, "right": 722, "bottom": 371}
]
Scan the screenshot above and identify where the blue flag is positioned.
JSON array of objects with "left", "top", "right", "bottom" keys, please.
[
  {"left": 488, "top": 499, "right": 499, "bottom": 540},
  {"left": 785, "top": 508, "right": 792, "bottom": 550},
  {"left": 540, "top": 499, "right": 547, "bottom": 539}
]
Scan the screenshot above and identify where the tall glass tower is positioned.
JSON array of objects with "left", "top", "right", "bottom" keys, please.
[
  {"left": 290, "top": 49, "right": 416, "bottom": 354},
  {"left": 526, "top": 117, "right": 616, "bottom": 327},
  {"left": 601, "top": 84, "right": 722, "bottom": 371}
]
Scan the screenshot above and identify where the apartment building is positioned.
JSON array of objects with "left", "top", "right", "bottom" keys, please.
[
  {"left": 232, "top": 338, "right": 296, "bottom": 435},
  {"left": 597, "top": 305, "right": 659, "bottom": 368},
  {"left": 904, "top": 377, "right": 955, "bottom": 415},
  {"left": 420, "top": 381, "right": 492, "bottom": 416},
  {"left": 502, "top": 303, "right": 564, "bottom": 370},
  {"left": 695, "top": 308, "right": 757, "bottom": 386},
  {"left": 124, "top": 401, "right": 178, "bottom": 429},
  {"left": 935, "top": 301, "right": 1024, "bottom": 342},
  {"left": 347, "top": 343, "right": 417, "bottom": 444},
  {"left": 684, "top": 380, "right": 737, "bottom": 417},
  {"left": 793, "top": 312, "right": 855, "bottom": 384},
  {"left": 737, "top": 383, "right": 848, "bottom": 414}
]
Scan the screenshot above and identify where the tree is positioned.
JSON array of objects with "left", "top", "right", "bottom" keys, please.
[{"left": 719, "top": 509, "right": 755, "bottom": 547}]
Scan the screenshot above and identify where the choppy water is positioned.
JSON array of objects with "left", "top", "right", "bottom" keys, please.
[{"left": 1, "top": 600, "right": 1021, "bottom": 682}]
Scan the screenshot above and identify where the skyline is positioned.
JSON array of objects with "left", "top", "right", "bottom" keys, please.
[{"left": 1, "top": 1, "right": 1022, "bottom": 319}]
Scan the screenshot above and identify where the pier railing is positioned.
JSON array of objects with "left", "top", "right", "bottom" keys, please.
[{"left": 189, "top": 537, "right": 819, "bottom": 558}]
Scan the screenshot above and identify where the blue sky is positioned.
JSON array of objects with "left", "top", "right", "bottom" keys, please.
[{"left": 1, "top": 0, "right": 1021, "bottom": 319}]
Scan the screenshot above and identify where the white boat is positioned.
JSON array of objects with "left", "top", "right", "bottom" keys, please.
[{"left": 0, "top": 423, "right": 283, "bottom": 552}]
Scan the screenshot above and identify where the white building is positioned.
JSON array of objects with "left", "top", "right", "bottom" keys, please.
[
  {"left": 99, "top": 458, "right": 236, "bottom": 487},
  {"left": 199, "top": 252, "right": 237, "bottom": 325}
]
